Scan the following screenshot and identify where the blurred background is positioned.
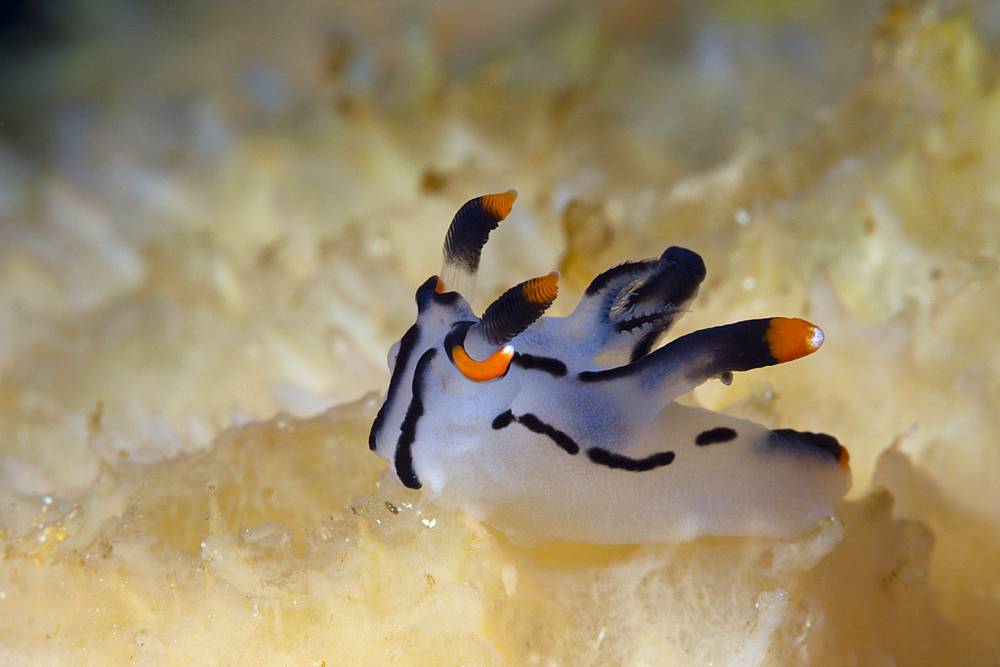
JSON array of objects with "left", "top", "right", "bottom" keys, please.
[{"left": 0, "top": 0, "right": 893, "bottom": 488}]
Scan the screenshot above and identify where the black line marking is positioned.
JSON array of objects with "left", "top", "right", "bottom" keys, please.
[
  {"left": 394, "top": 349, "right": 437, "bottom": 489},
  {"left": 369, "top": 324, "right": 420, "bottom": 450},
  {"left": 587, "top": 447, "right": 675, "bottom": 471},
  {"left": 517, "top": 413, "right": 580, "bottom": 455},
  {"left": 369, "top": 405, "right": 386, "bottom": 451},
  {"left": 629, "top": 331, "right": 660, "bottom": 363},
  {"left": 578, "top": 364, "right": 633, "bottom": 383},
  {"left": 443, "top": 321, "right": 475, "bottom": 364},
  {"left": 512, "top": 353, "right": 567, "bottom": 376},
  {"left": 494, "top": 411, "right": 580, "bottom": 455},
  {"left": 771, "top": 429, "right": 844, "bottom": 463},
  {"left": 491, "top": 409, "right": 515, "bottom": 429},
  {"left": 695, "top": 427, "right": 738, "bottom": 446}
]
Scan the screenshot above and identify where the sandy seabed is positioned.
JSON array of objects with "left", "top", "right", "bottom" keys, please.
[{"left": 0, "top": 1, "right": 998, "bottom": 665}]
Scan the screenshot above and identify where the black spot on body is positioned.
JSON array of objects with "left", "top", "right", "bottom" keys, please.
[
  {"left": 770, "top": 429, "right": 845, "bottom": 464},
  {"left": 695, "top": 427, "right": 738, "bottom": 446},
  {"left": 587, "top": 447, "right": 675, "bottom": 471},
  {"left": 491, "top": 410, "right": 515, "bottom": 429}
]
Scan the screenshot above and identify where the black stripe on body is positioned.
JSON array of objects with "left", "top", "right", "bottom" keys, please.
[
  {"left": 695, "top": 427, "right": 738, "bottom": 446},
  {"left": 587, "top": 447, "right": 675, "bottom": 471},
  {"left": 578, "top": 361, "right": 636, "bottom": 383},
  {"left": 629, "top": 332, "right": 659, "bottom": 363},
  {"left": 512, "top": 353, "right": 567, "bottom": 376},
  {"left": 517, "top": 413, "right": 580, "bottom": 455},
  {"left": 394, "top": 348, "right": 437, "bottom": 489},
  {"left": 369, "top": 324, "right": 420, "bottom": 450},
  {"left": 491, "top": 409, "right": 676, "bottom": 472},
  {"left": 491, "top": 410, "right": 580, "bottom": 455}
]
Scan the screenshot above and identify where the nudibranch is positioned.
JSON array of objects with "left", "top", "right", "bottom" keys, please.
[{"left": 370, "top": 191, "right": 851, "bottom": 545}]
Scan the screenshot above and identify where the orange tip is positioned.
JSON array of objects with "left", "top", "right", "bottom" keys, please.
[
  {"left": 765, "top": 317, "right": 824, "bottom": 363},
  {"left": 452, "top": 343, "right": 514, "bottom": 382},
  {"left": 480, "top": 190, "right": 518, "bottom": 221},
  {"left": 522, "top": 271, "right": 559, "bottom": 306},
  {"left": 838, "top": 446, "right": 850, "bottom": 468}
]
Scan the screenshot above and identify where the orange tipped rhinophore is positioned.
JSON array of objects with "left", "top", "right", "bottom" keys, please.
[
  {"left": 480, "top": 190, "right": 518, "bottom": 221},
  {"left": 441, "top": 190, "right": 520, "bottom": 295},
  {"left": 765, "top": 317, "right": 824, "bottom": 363},
  {"left": 453, "top": 343, "right": 515, "bottom": 382}
]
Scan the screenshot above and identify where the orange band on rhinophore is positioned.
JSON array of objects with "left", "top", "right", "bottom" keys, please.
[
  {"left": 452, "top": 343, "right": 514, "bottom": 381},
  {"left": 765, "top": 317, "right": 824, "bottom": 363},
  {"left": 522, "top": 271, "right": 559, "bottom": 305},
  {"left": 434, "top": 276, "right": 445, "bottom": 293},
  {"left": 479, "top": 190, "right": 518, "bottom": 221}
]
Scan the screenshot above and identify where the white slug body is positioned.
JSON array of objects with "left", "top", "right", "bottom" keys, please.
[{"left": 370, "top": 192, "right": 851, "bottom": 545}]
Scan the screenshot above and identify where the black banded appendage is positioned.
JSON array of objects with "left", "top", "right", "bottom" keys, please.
[
  {"left": 442, "top": 192, "right": 516, "bottom": 274},
  {"left": 479, "top": 275, "right": 558, "bottom": 346},
  {"left": 579, "top": 318, "right": 780, "bottom": 384},
  {"left": 583, "top": 246, "right": 707, "bottom": 362},
  {"left": 586, "top": 247, "right": 705, "bottom": 303}
]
